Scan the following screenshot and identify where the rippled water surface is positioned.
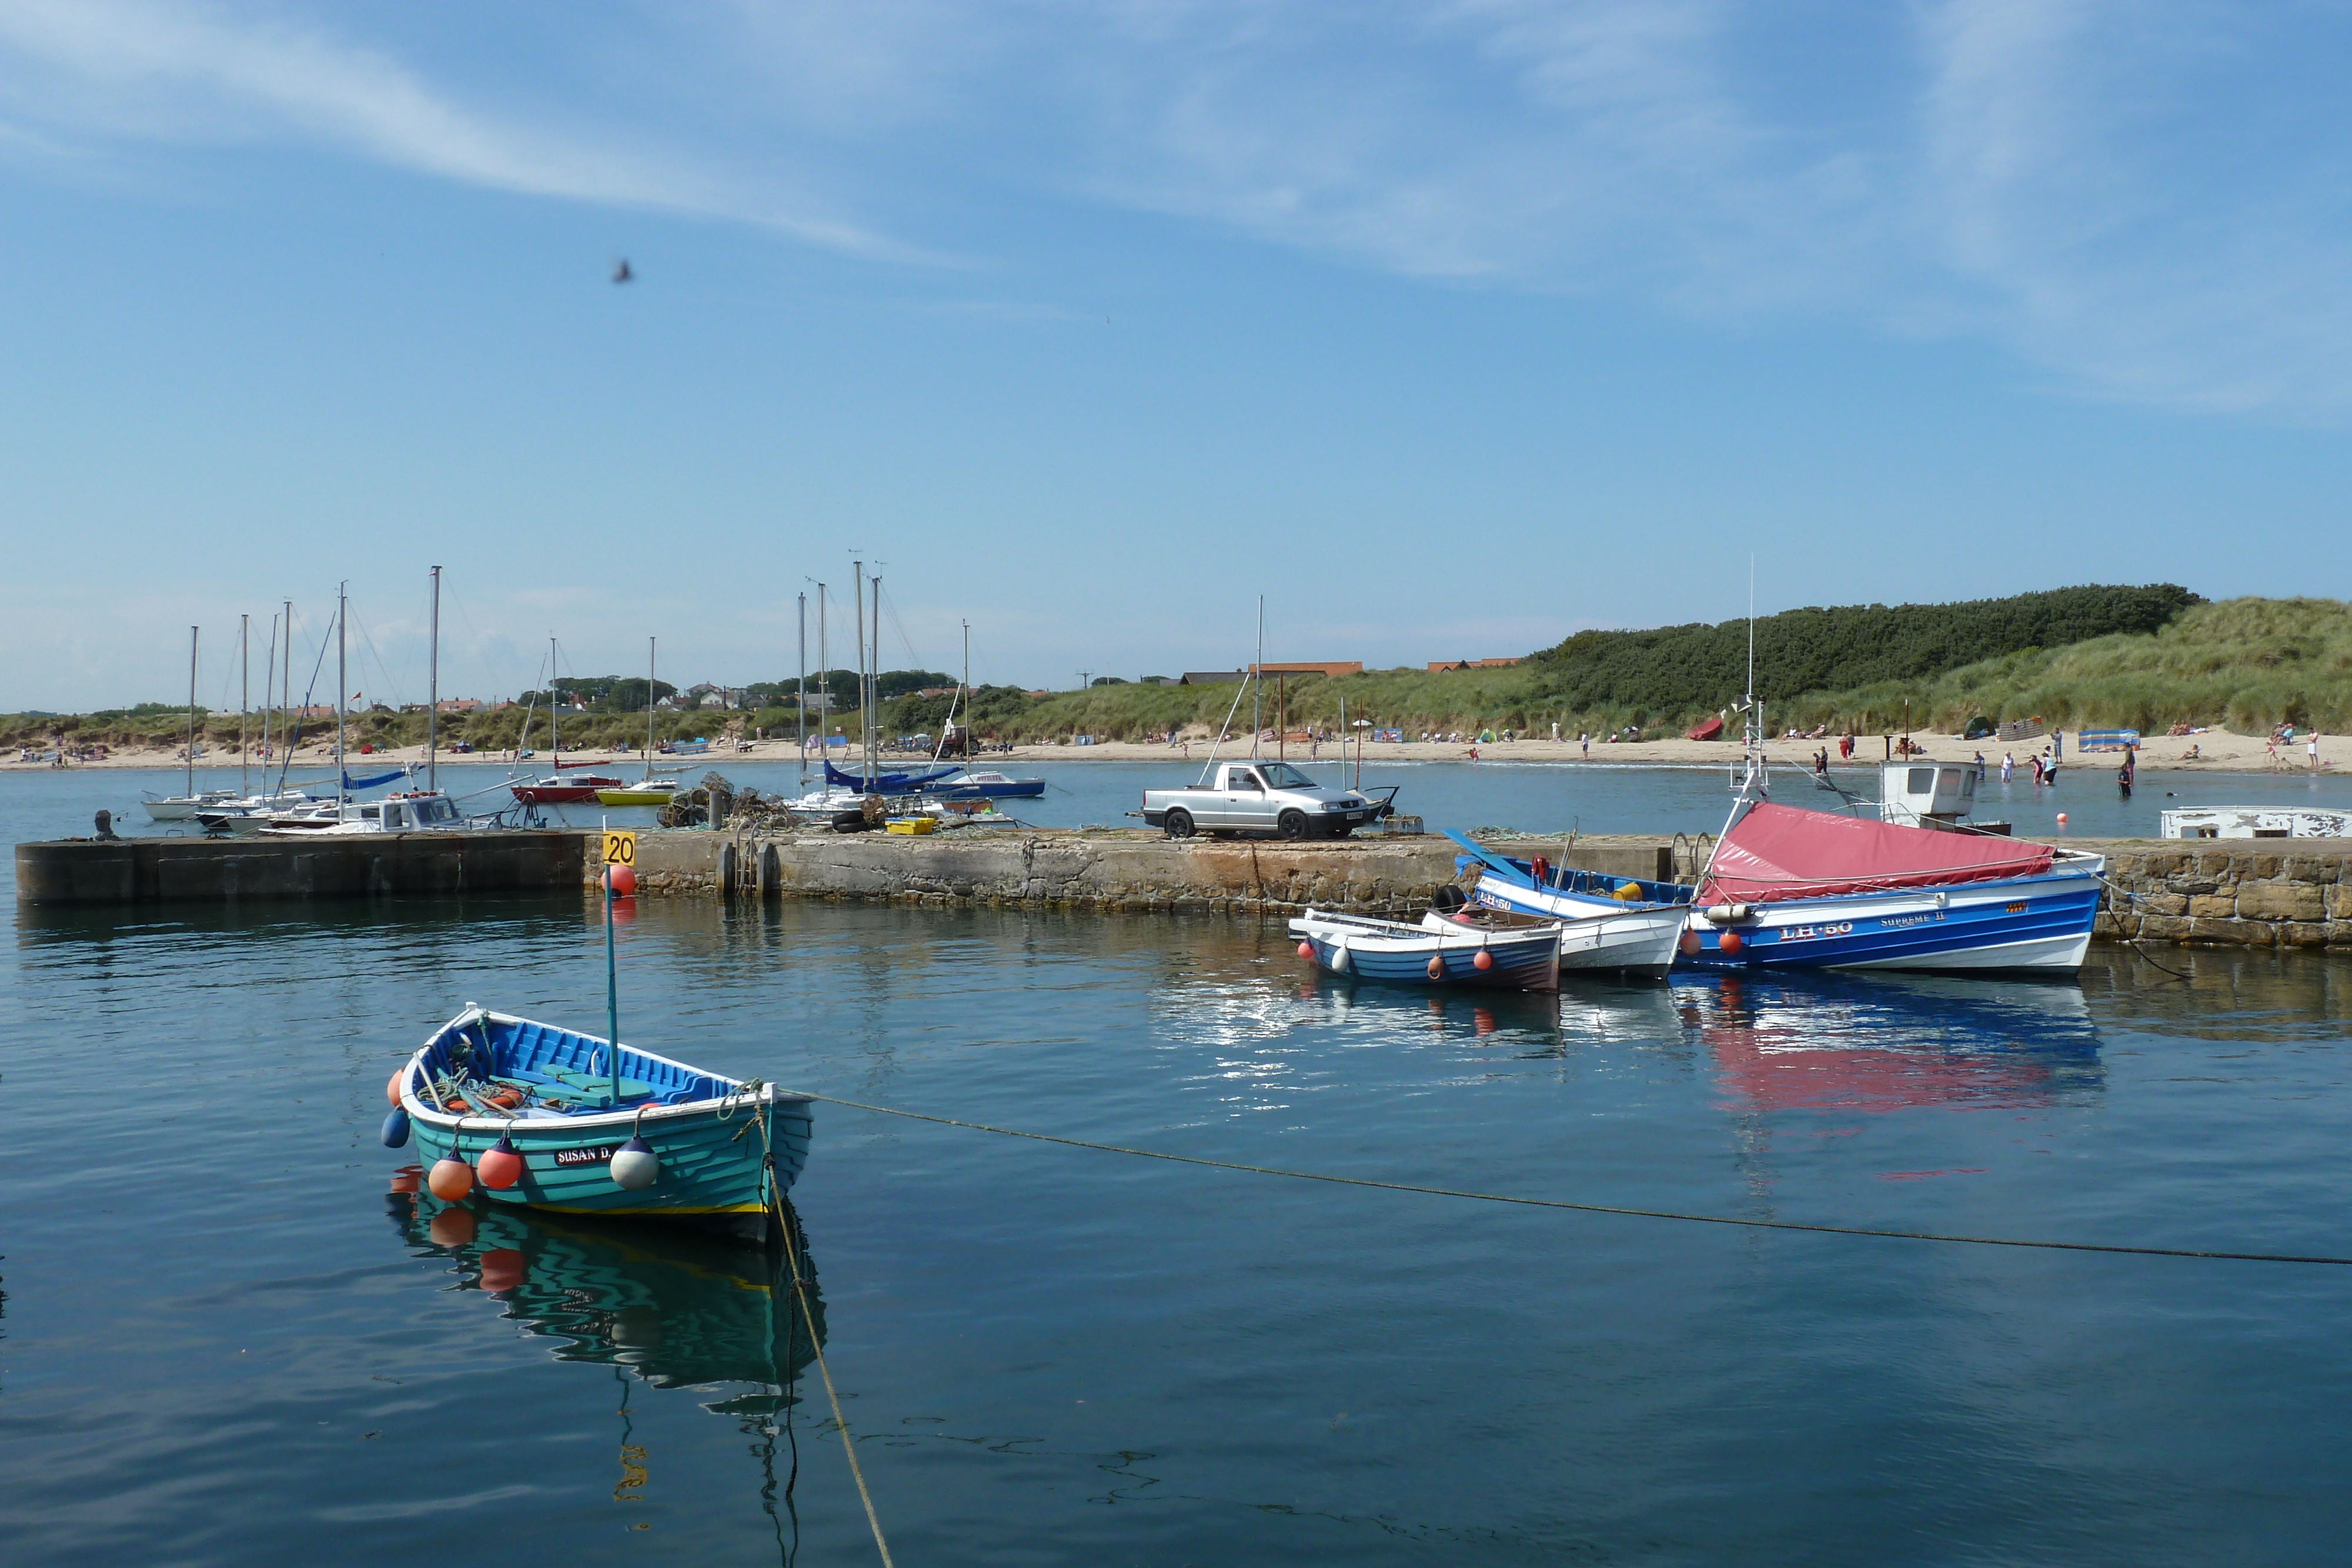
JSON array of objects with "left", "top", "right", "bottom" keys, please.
[{"left": 5, "top": 886, "right": 2352, "bottom": 1566}]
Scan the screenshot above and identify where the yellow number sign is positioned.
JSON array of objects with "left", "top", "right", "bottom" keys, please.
[{"left": 603, "top": 830, "right": 637, "bottom": 867}]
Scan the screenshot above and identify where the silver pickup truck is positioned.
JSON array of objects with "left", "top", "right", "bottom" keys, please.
[{"left": 1141, "top": 761, "right": 1393, "bottom": 840}]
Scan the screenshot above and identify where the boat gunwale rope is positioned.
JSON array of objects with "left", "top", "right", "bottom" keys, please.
[{"left": 793, "top": 1092, "right": 2352, "bottom": 1268}]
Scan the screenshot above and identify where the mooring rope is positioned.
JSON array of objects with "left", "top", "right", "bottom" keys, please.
[
  {"left": 792, "top": 1092, "right": 2352, "bottom": 1267},
  {"left": 756, "top": 1109, "right": 895, "bottom": 1568}
]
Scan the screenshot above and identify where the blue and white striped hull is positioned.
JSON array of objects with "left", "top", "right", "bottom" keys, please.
[
  {"left": 1678, "top": 860, "right": 2105, "bottom": 972},
  {"left": 1468, "top": 884, "right": 1687, "bottom": 975},
  {"left": 1288, "top": 910, "right": 1562, "bottom": 989}
]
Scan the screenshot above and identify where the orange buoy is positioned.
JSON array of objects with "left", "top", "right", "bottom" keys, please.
[
  {"left": 1426, "top": 955, "right": 1445, "bottom": 980},
  {"left": 477, "top": 1137, "right": 525, "bottom": 1191},
  {"left": 2056, "top": 813, "right": 2069, "bottom": 827},
  {"left": 1473, "top": 949, "right": 1495, "bottom": 971},
  {"left": 1678, "top": 930, "right": 1700, "bottom": 955},
  {"left": 386, "top": 1069, "right": 405, "bottom": 1107},
  {"left": 428, "top": 1206, "right": 477, "bottom": 1247},
  {"left": 427, "top": 1154, "right": 475, "bottom": 1201},
  {"left": 1719, "top": 930, "right": 1744, "bottom": 955},
  {"left": 607, "top": 863, "right": 637, "bottom": 897},
  {"left": 1298, "top": 941, "right": 1315, "bottom": 961},
  {"left": 478, "top": 1248, "right": 525, "bottom": 1295},
  {"left": 388, "top": 1164, "right": 423, "bottom": 1195}
]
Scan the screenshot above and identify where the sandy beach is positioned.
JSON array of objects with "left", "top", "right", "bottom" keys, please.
[{"left": 12, "top": 727, "right": 2341, "bottom": 777}]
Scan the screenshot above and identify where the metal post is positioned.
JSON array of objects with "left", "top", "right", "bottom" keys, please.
[
  {"left": 427, "top": 566, "right": 441, "bottom": 792},
  {"left": 1251, "top": 594, "right": 1263, "bottom": 760},
  {"left": 186, "top": 626, "right": 198, "bottom": 798},
  {"left": 797, "top": 591, "right": 807, "bottom": 793},
  {"left": 605, "top": 868, "right": 620, "bottom": 1105},
  {"left": 239, "top": 613, "right": 249, "bottom": 797},
  {"left": 336, "top": 583, "right": 347, "bottom": 805}
]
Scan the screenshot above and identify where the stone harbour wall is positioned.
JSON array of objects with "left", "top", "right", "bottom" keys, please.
[
  {"left": 2085, "top": 838, "right": 2352, "bottom": 950},
  {"left": 592, "top": 828, "right": 2352, "bottom": 950}
]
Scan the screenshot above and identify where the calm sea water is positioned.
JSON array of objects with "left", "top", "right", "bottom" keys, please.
[
  {"left": 4, "top": 771, "right": 2352, "bottom": 1561},
  {"left": 17, "top": 754, "right": 2352, "bottom": 857},
  {"left": 6, "top": 876, "right": 2352, "bottom": 1564}
]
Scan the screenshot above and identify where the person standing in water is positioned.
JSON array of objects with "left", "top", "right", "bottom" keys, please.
[{"left": 2119, "top": 744, "right": 2136, "bottom": 797}]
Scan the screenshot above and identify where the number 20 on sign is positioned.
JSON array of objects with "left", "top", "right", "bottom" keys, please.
[{"left": 602, "top": 831, "right": 637, "bottom": 867}]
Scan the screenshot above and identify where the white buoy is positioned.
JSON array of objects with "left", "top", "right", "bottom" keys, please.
[
  {"left": 610, "top": 1135, "right": 660, "bottom": 1191},
  {"left": 1330, "top": 940, "right": 1350, "bottom": 973}
]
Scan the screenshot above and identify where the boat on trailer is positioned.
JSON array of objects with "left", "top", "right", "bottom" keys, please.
[
  {"left": 1289, "top": 905, "right": 1564, "bottom": 989},
  {"left": 396, "top": 1004, "right": 813, "bottom": 1239}
]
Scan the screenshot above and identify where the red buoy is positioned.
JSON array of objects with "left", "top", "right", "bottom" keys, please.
[
  {"left": 428, "top": 1155, "right": 475, "bottom": 1201},
  {"left": 1719, "top": 930, "right": 1744, "bottom": 955},
  {"left": 1678, "top": 930, "right": 1700, "bottom": 956},
  {"left": 477, "top": 1137, "right": 525, "bottom": 1191},
  {"left": 478, "top": 1248, "right": 525, "bottom": 1295},
  {"left": 607, "top": 863, "right": 637, "bottom": 897},
  {"left": 1473, "top": 949, "right": 1495, "bottom": 971},
  {"left": 1427, "top": 956, "right": 1446, "bottom": 980},
  {"left": 386, "top": 1069, "right": 405, "bottom": 1108},
  {"left": 1298, "top": 941, "right": 1315, "bottom": 961}
]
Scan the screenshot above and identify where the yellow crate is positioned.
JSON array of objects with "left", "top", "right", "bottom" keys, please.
[{"left": 884, "top": 817, "right": 937, "bottom": 835}]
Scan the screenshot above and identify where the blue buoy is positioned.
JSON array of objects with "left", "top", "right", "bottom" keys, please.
[{"left": 381, "top": 1108, "right": 411, "bottom": 1148}]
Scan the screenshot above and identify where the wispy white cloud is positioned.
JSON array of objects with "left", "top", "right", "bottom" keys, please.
[
  {"left": 0, "top": 0, "right": 925, "bottom": 257},
  {"left": 5, "top": 0, "right": 2351, "bottom": 413}
]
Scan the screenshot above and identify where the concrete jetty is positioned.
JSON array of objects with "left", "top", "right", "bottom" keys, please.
[
  {"left": 19, "top": 824, "right": 2352, "bottom": 951},
  {"left": 15, "top": 830, "right": 583, "bottom": 905},
  {"left": 600, "top": 827, "right": 2352, "bottom": 950}
]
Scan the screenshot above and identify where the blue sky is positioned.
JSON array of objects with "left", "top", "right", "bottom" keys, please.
[{"left": 4, "top": 1, "right": 2350, "bottom": 710}]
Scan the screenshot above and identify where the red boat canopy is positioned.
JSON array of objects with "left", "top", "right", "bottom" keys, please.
[
  {"left": 1697, "top": 802, "right": 2056, "bottom": 905},
  {"left": 1686, "top": 716, "right": 1725, "bottom": 741}
]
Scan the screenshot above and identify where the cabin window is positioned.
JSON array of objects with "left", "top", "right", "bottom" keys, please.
[
  {"left": 384, "top": 805, "right": 405, "bottom": 829},
  {"left": 2254, "top": 828, "right": 2290, "bottom": 838},
  {"left": 1906, "top": 767, "right": 1935, "bottom": 794},
  {"left": 2191, "top": 826, "right": 2219, "bottom": 838},
  {"left": 360, "top": 805, "right": 381, "bottom": 821},
  {"left": 1234, "top": 771, "right": 1264, "bottom": 791}
]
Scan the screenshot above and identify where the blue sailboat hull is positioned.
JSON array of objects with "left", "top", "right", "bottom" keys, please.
[{"left": 823, "top": 759, "right": 963, "bottom": 793}]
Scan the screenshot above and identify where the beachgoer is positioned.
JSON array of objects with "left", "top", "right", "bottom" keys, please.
[
  {"left": 2311, "top": 732, "right": 2323, "bottom": 770},
  {"left": 2030, "top": 754, "right": 2044, "bottom": 785},
  {"left": 1840, "top": 732, "right": 1855, "bottom": 761},
  {"left": 2269, "top": 733, "right": 2280, "bottom": 767},
  {"left": 2001, "top": 752, "right": 2015, "bottom": 782},
  {"left": 1581, "top": 732, "right": 1590, "bottom": 760},
  {"left": 2119, "top": 746, "right": 2135, "bottom": 797},
  {"left": 1466, "top": 744, "right": 1481, "bottom": 762}
]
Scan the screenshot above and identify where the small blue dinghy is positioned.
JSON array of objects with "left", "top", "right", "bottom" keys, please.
[
  {"left": 1288, "top": 906, "right": 1563, "bottom": 990},
  {"left": 398, "top": 1005, "right": 811, "bottom": 1239}
]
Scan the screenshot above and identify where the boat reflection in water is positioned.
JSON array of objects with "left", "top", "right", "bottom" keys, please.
[
  {"left": 390, "top": 1195, "right": 826, "bottom": 1552},
  {"left": 1677, "top": 971, "right": 2104, "bottom": 1114}
]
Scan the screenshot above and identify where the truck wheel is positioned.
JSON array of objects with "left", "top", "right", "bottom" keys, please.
[
  {"left": 1164, "top": 809, "right": 1195, "bottom": 839},
  {"left": 1277, "top": 810, "right": 1310, "bottom": 840}
]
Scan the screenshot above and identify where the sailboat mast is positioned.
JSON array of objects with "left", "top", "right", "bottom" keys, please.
[
  {"left": 852, "top": 561, "right": 867, "bottom": 786},
  {"left": 796, "top": 591, "right": 807, "bottom": 792},
  {"left": 427, "top": 566, "right": 440, "bottom": 793},
  {"left": 1251, "top": 594, "right": 1264, "bottom": 760},
  {"left": 239, "top": 613, "right": 249, "bottom": 797},
  {"left": 549, "top": 634, "right": 560, "bottom": 767},
  {"left": 186, "top": 625, "right": 198, "bottom": 797},
  {"left": 280, "top": 606, "right": 292, "bottom": 790},
  {"left": 260, "top": 611, "right": 274, "bottom": 780},
  {"left": 869, "top": 574, "right": 882, "bottom": 784},
  {"left": 644, "top": 637, "right": 656, "bottom": 780},
  {"left": 336, "top": 581, "right": 348, "bottom": 804}
]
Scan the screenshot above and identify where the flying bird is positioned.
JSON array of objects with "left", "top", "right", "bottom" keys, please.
[{"left": 612, "top": 258, "right": 633, "bottom": 284}]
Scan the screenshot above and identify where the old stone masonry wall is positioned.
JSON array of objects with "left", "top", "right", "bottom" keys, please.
[
  {"left": 590, "top": 828, "right": 2352, "bottom": 950},
  {"left": 2089, "top": 840, "right": 2352, "bottom": 950}
]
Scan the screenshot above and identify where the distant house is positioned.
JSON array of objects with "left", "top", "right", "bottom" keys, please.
[
  {"left": 435, "top": 697, "right": 483, "bottom": 714},
  {"left": 1251, "top": 661, "right": 1362, "bottom": 678},
  {"left": 1178, "top": 671, "right": 1248, "bottom": 686},
  {"left": 1426, "top": 657, "right": 1524, "bottom": 672}
]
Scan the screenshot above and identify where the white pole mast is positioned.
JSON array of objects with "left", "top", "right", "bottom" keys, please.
[
  {"left": 186, "top": 625, "right": 198, "bottom": 797},
  {"left": 1251, "top": 594, "right": 1264, "bottom": 760},
  {"left": 797, "top": 590, "right": 808, "bottom": 792},
  {"left": 427, "top": 566, "right": 440, "bottom": 793},
  {"left": 335, "top": 582, "right": 347, "bottom": 805},
  {"left": 239, "top": 612, "right": 249, "bottom": 797},
  {"left": 645, "top": 637, "right": 657, "bottom": 780},
  {"left": 852, "top": 560, "right": 867, "bottom": 785}
]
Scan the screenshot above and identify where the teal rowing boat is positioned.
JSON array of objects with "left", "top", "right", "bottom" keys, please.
[{"left": 395, "top": 1004, "right": 811, "bottom": 1239}]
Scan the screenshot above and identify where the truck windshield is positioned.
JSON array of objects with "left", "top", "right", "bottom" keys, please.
[{"left": 1255, "top": 763, "right": 1315, "bottom": 788}]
